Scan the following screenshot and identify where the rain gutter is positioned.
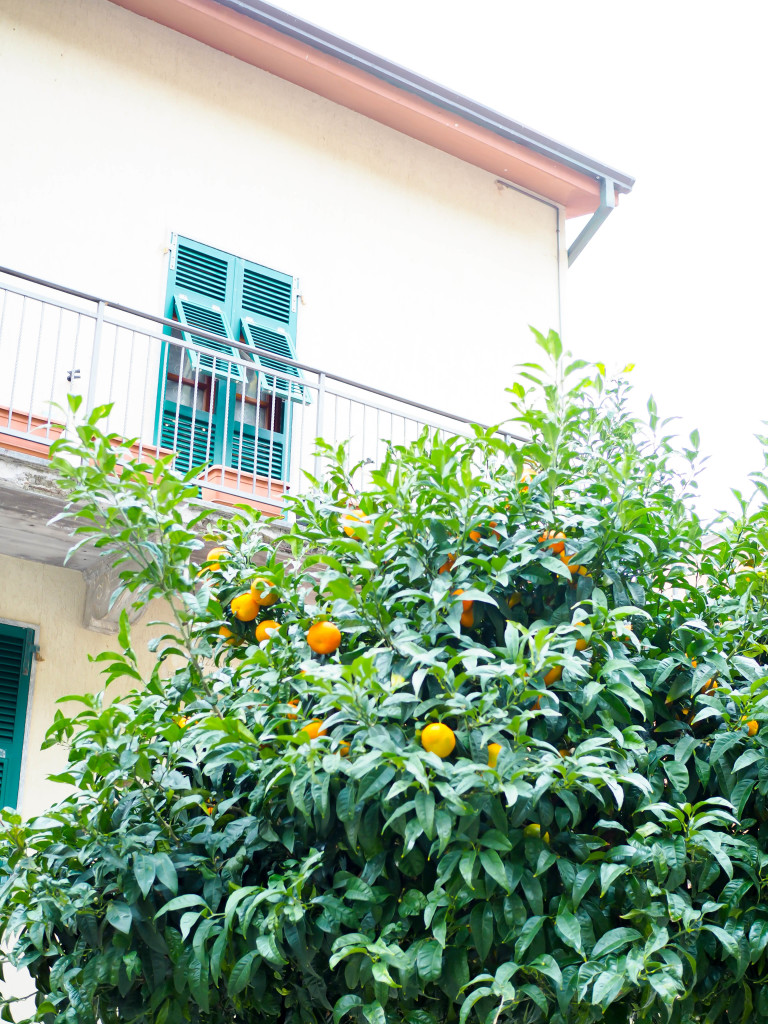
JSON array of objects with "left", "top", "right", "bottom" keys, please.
[{"left": 211, "top": 0, "right": 635, "bottom": 201}]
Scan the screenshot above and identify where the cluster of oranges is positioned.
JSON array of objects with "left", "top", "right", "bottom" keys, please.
[
  {"left": 201, "top": 547, "right": 343, "bottom": 657},
  {"left": 437, "top": 526, "right": 590, "bottom": 634},
  {"left": 538, "top": 529, "right": 589, "bottom": 577}
]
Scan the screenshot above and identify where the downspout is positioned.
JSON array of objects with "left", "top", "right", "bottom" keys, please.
[{"left": 567, "top": 176, "right": 616, "bottom": 265}]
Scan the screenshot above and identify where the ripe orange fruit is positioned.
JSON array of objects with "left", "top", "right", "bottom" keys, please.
[
  {"left": 219, "top": 625, "right": 239, "bottom": 645},
  {"left": 575, "top": 637, "right": 588, "bottom": 652},
  {"left": 287, "top": 699, "right": 299, "bottom": 719},
  {"left": 559, "top": 552, "right": 581, "bottom": 574},
  {"left": 540, "top": 530, "right": 566, "bottom": 555},
  {"left": 231, "top": 593, "right": 260, "bottom": 621},
  {"left": 487, "top": 742, "right": 502, "bottom": 768},
  {"left": 438, "top": 553, "right": 456, "bottom": 575},
  {"left": 460, "top": 608, "right": 474, "bottom": 629},
  {"left": 543, "top": 665, "right": 562, "bottom": 686},
  {"left": 203, "top": 546, "right": 228, "bottom": 571},
  {"left": 300, "top": 719, "right": 327, "bottom": 740},
  {"left": 338, "top": 741, "right": 351, "bottom": 757},
  {"left": 421, "top": 723, "right": 456, "bottom": 758},
  {"left": 469, "top": 529, "right": 482, "bottom": 542},
  {"left": 340, "top": 508, "right": 369, "bottom": 537},
  {"left": 452, "top": 589, "right": 473, "bottom": 612},
  {"left": 255, "top": 619, "right": 280, "bottom": 642},
  {"left": 747, "top": 719, "right": 759, "bottom": 737},
  {"left": 250, "top": 578, "right": 277, "bottom": 607},
  {"left": 307, "top": 620, "right": 342, "bottom": 655}
]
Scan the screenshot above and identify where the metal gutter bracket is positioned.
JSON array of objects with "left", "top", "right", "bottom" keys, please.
[{"left": 567, "top": 177, "right": 616, "bottom": 266}]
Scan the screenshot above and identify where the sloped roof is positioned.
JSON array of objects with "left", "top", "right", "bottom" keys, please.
[{"left": 110, "top": 0, "right": 634, "bottom": 217}]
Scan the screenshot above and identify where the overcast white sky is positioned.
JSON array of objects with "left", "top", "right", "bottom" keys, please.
[{"left": 277, "top": 0, "right": 768, "bottom": 516}]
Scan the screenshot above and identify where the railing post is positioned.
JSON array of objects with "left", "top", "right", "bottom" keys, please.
[
  {"left": 85, "top": 299, "right": 105, "bottom": 416},
  {"left": 313, "top": 371, "right": 326, "bottom": 480}
]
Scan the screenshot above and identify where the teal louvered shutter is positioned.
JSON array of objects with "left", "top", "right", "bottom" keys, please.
[
  {"left": 238, "top": 263, "right": 304, "bottom": 399},
  {"left": 160, "top": 406, "right": 217, "bottom": 475},
  {"left": 173, "top": 239, "right": 232, "bottom": 304},
  {"left": 0, "top": 623, "right": 33, "bottom": 809},
  {"left": 230, "top": 424, "right": 285, "bottom": 480},
  {"left": 172, "top": 296, "right": 245, "bottom": 383}
]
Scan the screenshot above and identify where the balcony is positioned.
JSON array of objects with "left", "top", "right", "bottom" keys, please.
[{"left": 0, "top": 267, "right": 520, "bottom": 518}]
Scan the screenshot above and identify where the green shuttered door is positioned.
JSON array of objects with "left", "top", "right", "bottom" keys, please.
[
  {"left": 0, "top": 622, "right": 33, "bottom": 808},
  {"left": 159, "top": 236, "right": 301, "bottom": 481}
]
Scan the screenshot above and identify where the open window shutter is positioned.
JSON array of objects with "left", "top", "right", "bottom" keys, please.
[
  {"left": 238, "top": 263, "right": 304, "bottom": 399},
  {"left": 170, "top": 237, "right": 245, "bottom": 382},
  {"left": 172, "top": 296, "right": 245, "bottom": 383},
  {"left": 0, "top": 623, "right": 33, "bottom": 808}
]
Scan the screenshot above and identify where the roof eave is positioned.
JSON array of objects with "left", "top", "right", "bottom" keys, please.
[{"left": 108, "top": 0, "right": 634, "bottom": 217}]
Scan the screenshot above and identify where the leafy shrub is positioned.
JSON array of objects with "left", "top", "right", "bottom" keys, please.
[{"left": 2, "top": 331, "right": 768, "bottom": 1024}]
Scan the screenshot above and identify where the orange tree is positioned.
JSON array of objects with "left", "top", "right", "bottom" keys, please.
[{"left": 2, "top": 330, "right": 768, "bottom": 1023}]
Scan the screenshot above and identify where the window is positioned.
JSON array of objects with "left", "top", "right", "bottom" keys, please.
[
  {"left": 0, "top": 622, "right": 33, "bottom": 808},
  {"left": 156, "top": 236, "right": 303, "bottom": 481}
]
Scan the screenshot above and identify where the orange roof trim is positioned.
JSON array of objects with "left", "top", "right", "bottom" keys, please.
[{"left": 110, "top": 0, "right": 631, "bottom": 217}]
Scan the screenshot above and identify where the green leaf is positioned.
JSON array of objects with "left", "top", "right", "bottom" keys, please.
[
  {"left": 459, "top": 987, "right": 492, "bottom": 1024},
  {"left": 415, "top": 790, "right": 436, "bottom": 839},
  {"left": 479, "top": 849, "right": 509, "bottom": 891},
  {"left": 592, "top": 971, "right": 624, "bottom": 1007},
  {"left": 600, "top": 863, "right": 629, "bottom": 896},
  {"left": 416, "top": 939, "right": 443, "bottom": 982},
  {"left": 133, "top": 853, "right": 157, "bottom": 899},
  {"left": 733, "top": 750, "right": 762, "bottom": 773},
  {"left": 256, "top": 933, "right": 287, "bottom": 964},
  {"left": 228, "top": 950, "right": 260, "bottom": 995},
  {"left": 106, "top": 902, "right": 133, "bottom": 934},
  {"left": 334, "top": 995, "right": 364, "bottom": 1024},
  {"left": 591, "top": 927, "right": 642, "bottom": 958},
  {"left": 514, "top": 916, "right": 545, "bottom": 959},
  {"left": 155, "top": 894, "right": 208, "bottom": 918},
  {"left": 554, "top": 909, "right": 583, "bottom": 953},
  {"left": 664, "top": 759, "right": 689, "bottom": 792},
  {"left": 470, "top": 903, "right": 494, "bottom": 962}
]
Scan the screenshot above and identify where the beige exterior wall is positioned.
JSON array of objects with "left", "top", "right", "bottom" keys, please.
[
  {"left": 0, "top": 553, "right": 168, "bottom": 820},
  {"left": 0, "top": 0, "right": 563, "bottom": 428}
]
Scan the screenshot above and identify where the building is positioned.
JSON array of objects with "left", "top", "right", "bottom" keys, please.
[{"left": 0, "top": 0, "right": 633, "bottom": 819}]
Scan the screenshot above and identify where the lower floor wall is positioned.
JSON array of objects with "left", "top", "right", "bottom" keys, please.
[{"left": 0, "top": 553, "right": 168, "bottom": 820}]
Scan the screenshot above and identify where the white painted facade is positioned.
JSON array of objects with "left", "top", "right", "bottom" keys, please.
[{"left": 0, "top": 0, "right": 564, "bottom": 429}]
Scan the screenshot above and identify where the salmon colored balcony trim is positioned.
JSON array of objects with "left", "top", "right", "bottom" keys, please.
[
  {"left": 109, "top": 0, "right": 611, "bottom": 217},
  {"left": 199, "top": 465, "right": 286, "bottom": 515}
]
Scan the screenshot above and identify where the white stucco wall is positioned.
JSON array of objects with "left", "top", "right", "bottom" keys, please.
[{"left": 0, "top": 0, "right": 564, "bottom": 430}]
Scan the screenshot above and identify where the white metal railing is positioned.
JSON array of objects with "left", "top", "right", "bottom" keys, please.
[{"left": 0, "top": 266, "right": 522, "bottom": 513}]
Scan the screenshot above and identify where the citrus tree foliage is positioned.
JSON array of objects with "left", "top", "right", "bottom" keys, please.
[{"left": 4, "top": 332, "right": 768, "bottom": 1024}]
